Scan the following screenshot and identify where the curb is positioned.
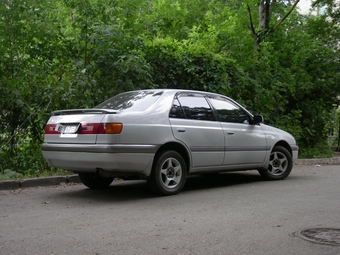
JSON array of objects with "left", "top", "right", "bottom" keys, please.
[
  {"left": 0, "top": 157, "right": 339, "bottom": 191},
  {"left": 0, "top": 175, "right": 81, "bottom": 191},
  {"left": 295, "top": 156, "right": 340, "bottom": 166}
]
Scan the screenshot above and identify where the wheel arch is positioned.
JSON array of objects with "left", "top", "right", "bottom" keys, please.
[
  {"left": 154, "top": 142, "right": 191, "bottom": 173},
  {"left": 259, "top": 141, "right": 293, "bottom": 180},
  {"left": 273, "top": 141, "right": 292, "bottom": 156}
]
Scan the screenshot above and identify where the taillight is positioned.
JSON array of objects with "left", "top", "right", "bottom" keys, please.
[
  {"left": 44, "top": 123, "right": 123, "bottom": 135},
  {"left": 78, "top": 123, "right": 101, "bottom": 134},
  {"left": 79, "top": 123, "right": 123, "bottom": 134},
  {"left": 102, "top": 123, "right": 123, "bottom": 134},
  {"left": 44, "top": 124, "right": 59, "bottom": 134}
]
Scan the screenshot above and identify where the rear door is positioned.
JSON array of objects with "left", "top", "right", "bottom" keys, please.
[
  {"left": 169, "top": 92, "right": 225, "bottom": 167},
  {"left": 207, "top": 95, "right": 267, "bottom": 166}
]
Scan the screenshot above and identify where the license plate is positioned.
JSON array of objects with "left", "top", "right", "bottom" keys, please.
[
  {"left": 64, "top": 125, "right": 79, "bottom": 133},
  {"left": 55, "top": 124, "right": 80, "bottom": 134}
]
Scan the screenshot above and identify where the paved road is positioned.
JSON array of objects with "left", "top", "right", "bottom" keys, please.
[{"left": 0, "top": 165, "right": 339, "bottom": 255}]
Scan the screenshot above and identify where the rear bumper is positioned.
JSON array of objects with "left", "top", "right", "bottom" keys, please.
[{"left": 41, "top": 143, "right": 158, "bottom": 177}]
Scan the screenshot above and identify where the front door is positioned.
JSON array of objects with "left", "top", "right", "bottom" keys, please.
[{"left": 207, "top": 95, "right": 267, "bottom": 166}]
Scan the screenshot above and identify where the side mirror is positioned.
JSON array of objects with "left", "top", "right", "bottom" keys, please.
[{"left": 252, "top": 115, "right": 263, "bottom": 124}]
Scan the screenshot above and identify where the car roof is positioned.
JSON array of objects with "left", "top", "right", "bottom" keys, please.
[{"left": 124, "top": 88, "right": 227, "bottom": 97}]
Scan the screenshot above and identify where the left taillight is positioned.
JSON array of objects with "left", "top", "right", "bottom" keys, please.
[{"left": 44, "top": 124, "right": 59, "bottom": 134}]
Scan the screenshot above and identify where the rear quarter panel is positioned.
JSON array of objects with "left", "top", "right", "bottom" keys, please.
[{"left": 99, "top": 92, "right": 176, "bottom": 145}]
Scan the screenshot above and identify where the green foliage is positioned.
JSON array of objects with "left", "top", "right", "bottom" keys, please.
[
  {"left": 299, "top": 143, "right": 334, "bottom": 159},
  {"left": 1, "top": 139, "right": 46, "bottom": 174},
  {"left": 0, "top": 170, "right": 22, "bottom": 181},
  {"left": 143, "top": 37, "right": 247, "bottom": 96},
  {"left": 313, "top": 0, "right": 340, "bottom": 25},
  {"left": 331, "top": 108, "right": 340, "bottom": 147}
]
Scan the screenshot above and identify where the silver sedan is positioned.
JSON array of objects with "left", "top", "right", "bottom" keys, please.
[{"left": 41, "top": 89, "right": 298, "bottom": 195}]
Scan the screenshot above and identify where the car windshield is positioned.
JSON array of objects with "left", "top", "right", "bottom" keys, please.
[{"left": 94, "top": 90, "right": 163, "bottom": 112}]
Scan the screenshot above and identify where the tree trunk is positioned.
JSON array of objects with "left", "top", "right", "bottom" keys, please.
[{"left": 259, "top": 0, "right": 270, "bottom": 30}]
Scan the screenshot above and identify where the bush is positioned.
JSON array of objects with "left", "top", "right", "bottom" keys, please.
[
  {"left": 299, "top": 143, "right": 334, "bottom": 159},
  {"left": 0, "top": 169, "right": 23, "bottom": 181}
]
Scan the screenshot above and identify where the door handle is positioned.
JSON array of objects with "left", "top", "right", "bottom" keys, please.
[
  {"left": 177, "top": 128, "right": 186, "bottom": 132},
  {"left": 226, "top": 131, "right": 234, "bottom": 135}
]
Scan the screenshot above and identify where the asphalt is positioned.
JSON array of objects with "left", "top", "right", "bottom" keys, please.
[{"left": 0, "top": 157, "right": 339, "bottom": 191}]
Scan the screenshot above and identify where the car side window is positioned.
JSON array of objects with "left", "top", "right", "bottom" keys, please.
[
  {"left": 171, "top": 94, "right": 215, "bottom": 121},
  {"left": 209, "top": 97, "right": 250, "bottom": 124}
]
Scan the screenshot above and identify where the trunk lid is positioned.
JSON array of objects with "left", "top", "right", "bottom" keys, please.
[{"left": 44, "top": 109, "right": 117, "bottom": 144}]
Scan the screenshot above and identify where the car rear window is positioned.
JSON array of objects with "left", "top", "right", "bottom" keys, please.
[{"left": 95, "top": 90, "right": 163, "bottom": 112}]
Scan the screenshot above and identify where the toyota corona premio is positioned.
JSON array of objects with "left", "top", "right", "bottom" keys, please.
[{"left": 41, "top": 89, "right": 299, "bottom": 195}]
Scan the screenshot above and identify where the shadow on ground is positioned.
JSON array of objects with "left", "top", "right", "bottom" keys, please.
[{"left": 54, "top": 171, "right": 267, "bottom": 203}]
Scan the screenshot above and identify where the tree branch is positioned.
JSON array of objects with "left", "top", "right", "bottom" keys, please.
[
  {"left": 247, "top": 4, "right": 261, "bottom": 51},
  {"left": 273, "top": 0, "right": 300, "bottom": 31},
  {"left": 247, "top": 4, "right": 256, "bottom": 37}
]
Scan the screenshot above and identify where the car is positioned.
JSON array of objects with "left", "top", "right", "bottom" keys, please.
[{"left": 41, "top": 89, "right": 299, "bottom": 195}]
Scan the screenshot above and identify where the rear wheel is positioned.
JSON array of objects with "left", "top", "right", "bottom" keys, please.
[
  {"left": 147, "top": 151, "right": 187, "bottom": 196},
  {"left": 78, "top": 173, "right": 114, "bottom": 189},
  {"left": 259, "top": 146, "right": 293, "bottom": 180}
]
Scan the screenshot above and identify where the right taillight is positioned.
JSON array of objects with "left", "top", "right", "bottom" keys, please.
[
  {"left": 102, "top": 123, "right": 123, "bottom": 134},
  {"left": 79, "top": 123, "right": 123, "bottom": 134}
]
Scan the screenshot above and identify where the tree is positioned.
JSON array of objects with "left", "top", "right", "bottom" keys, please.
[
  {"left": 247, "top": 0, "right": 300, "bottom": 51},
  {"left": 0, "top": 0, "right": 72, "bottom": 173}
]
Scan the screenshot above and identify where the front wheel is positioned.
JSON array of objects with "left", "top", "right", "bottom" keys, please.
[
  {"left": 78, "top": 173, "right": 114, "bottom": 189},
  {"left": 259, "top": 146, "right": 293, "bottom": 180},
  {"left": 147, "top": 151, "right": 187, "bottom": 196}
]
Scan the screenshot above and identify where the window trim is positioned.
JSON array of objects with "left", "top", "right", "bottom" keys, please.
[
  {"left": 206, "top": 95, "right": 252, "bottom": 124},
  {"left": 169, "top": 92, "right": 217, "bottom": 121}
]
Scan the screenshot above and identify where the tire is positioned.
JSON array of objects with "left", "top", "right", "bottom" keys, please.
[
  {"left": 259, "top": 146, "right": 293, "bottom": 180},
  {"left": 78, "top": 173, "right": 114, "bottom": 189},
  {"left": 147, "top": 151, "right": 187, "bottom": 196}
]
